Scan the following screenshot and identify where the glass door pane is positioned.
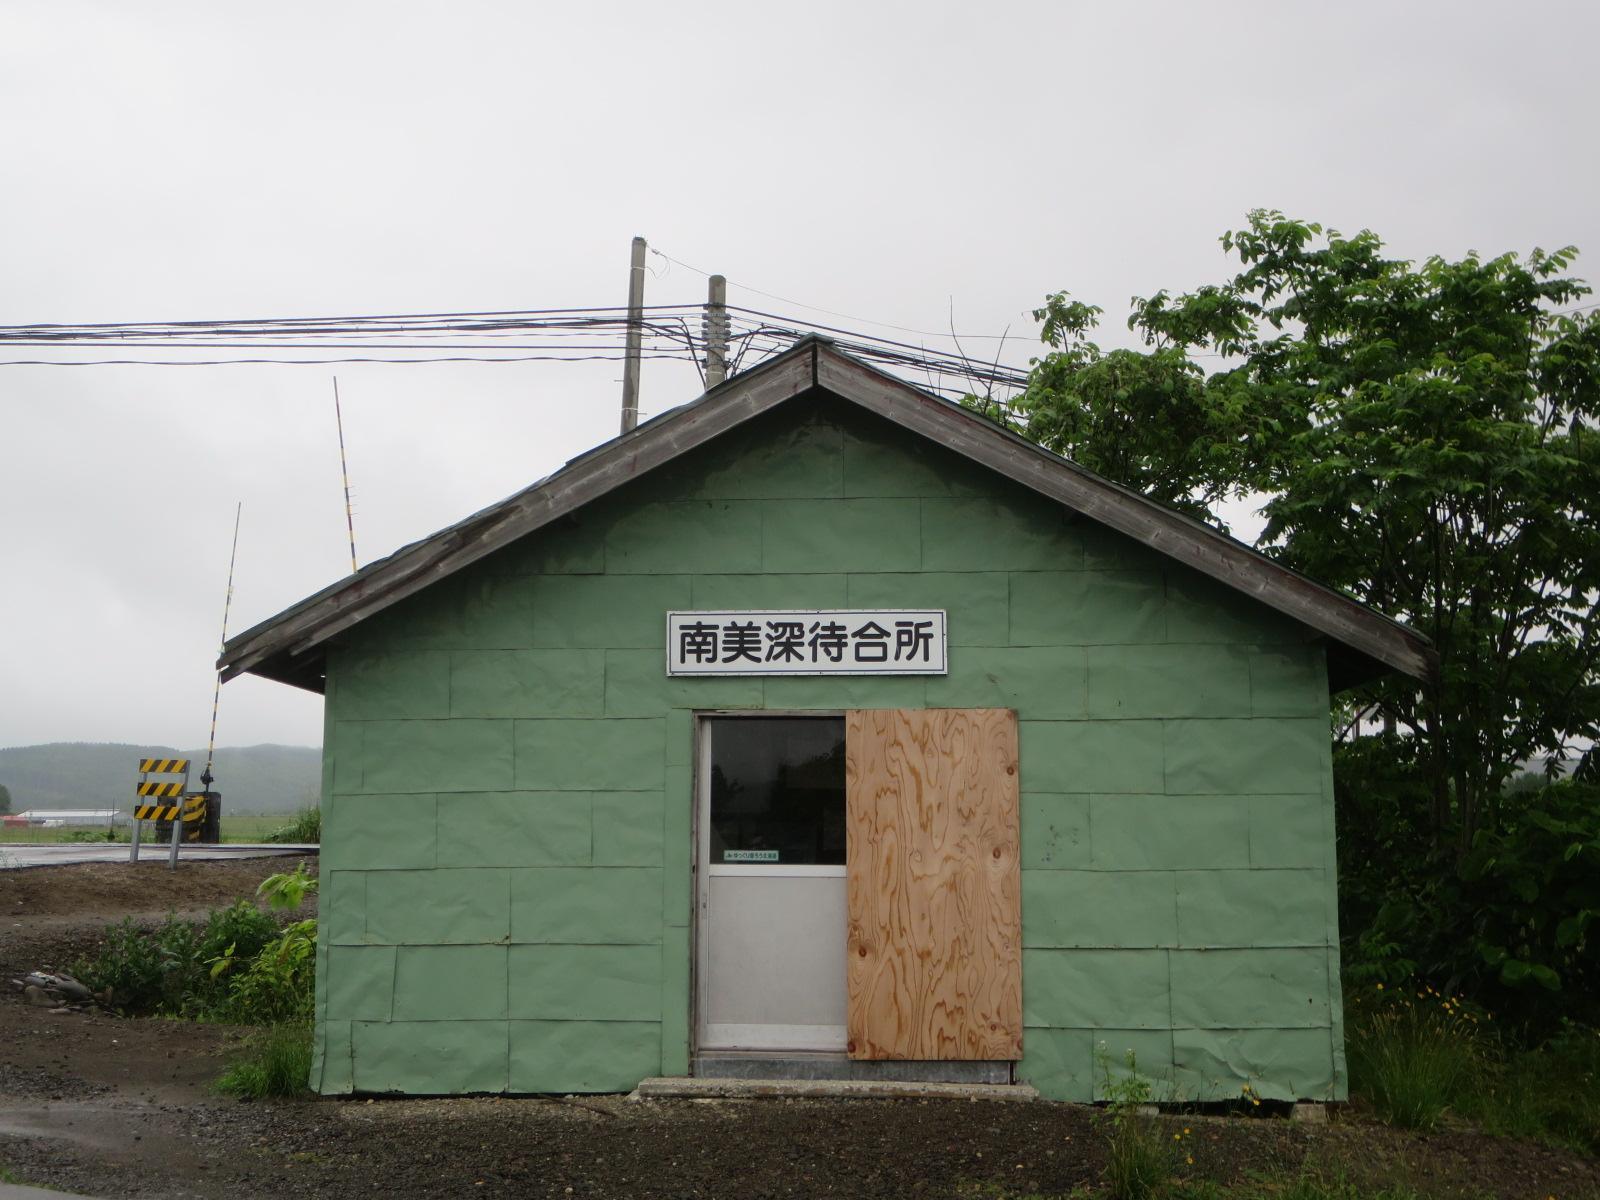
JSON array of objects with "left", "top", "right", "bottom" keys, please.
[{"left": 706, "top": 717, "right": 845, "bottom": 866}]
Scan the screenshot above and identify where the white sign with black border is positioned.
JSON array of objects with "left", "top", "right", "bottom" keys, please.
[{"left": 666, "top": 609, "right": 948, "bottom": 676}]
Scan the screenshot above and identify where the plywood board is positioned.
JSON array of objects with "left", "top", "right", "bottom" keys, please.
[{"left": 846, "top": 708, "right": 1022, "bottom": 1060}]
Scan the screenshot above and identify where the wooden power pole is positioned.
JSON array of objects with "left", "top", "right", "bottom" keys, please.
[{"left": 620, "top": 236, "right": 646, "bottom": 434}]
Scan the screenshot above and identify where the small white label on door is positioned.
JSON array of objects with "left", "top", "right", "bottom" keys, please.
[{"left": 723, "top": 849, "right": 780, "bottom": 862}]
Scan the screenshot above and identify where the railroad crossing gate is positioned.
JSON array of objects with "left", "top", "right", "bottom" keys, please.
[{"left": 130, "top": 757, "right": 191, "bottom": 867}]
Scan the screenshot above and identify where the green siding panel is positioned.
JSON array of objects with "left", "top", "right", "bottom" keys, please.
[
  {"left": 1022, "top": 870, "right": 1178, "bottom": 948},
  {"left": 592, "top": 790, "right": 664, "bottom": 866},
  {"left": 656, "top": 409, "right": 842, "bottom": 500},
  {"left": 509, "top": 1021, "right": 661, "bottom": 1093},
  {"left": 352, "top": 1020, "right": 508, "bottom": 1094},
  {"left": 514, "top": 718, "right": 665, "bottom": 791},
  {"left": 1176, "top": 870, "right": 1330, "bottom": 949},
  {"left": 329, "top": 721, "right": 364, "bottom": 795},
  {"left": 1016, "top": 1026, "right": 1093, "bottom": 1102},
  {"left": 602, "top": 649, "right": 763, "bottom": 717},
  {"left": 325, "top": 946, "right": 395, "bottom": 1021},
  {"left": 435, "top": 792, "right": 592, "bottom": 868},
  {"left": 689, "top": 572, "right": 848, "bottom": 610},
  {"left": 1086, "top": 644, "right": 1252, "bottom": 720},
  {"left": 1021, "top": 793, "right": 1090, "bottom": 869},
  {"left": 660, "top": 927, "right": 691, "bottom": 1076},
  {"left": 1019, "top": 720, "right": 1165, "bottom": 794},
  {"left": 1248, "top": 646, "right": 1328, "bottom": 717},
  {"left": 761, "top": 498, "right": 922, "bottom": 573},
  {"left": 511, "top": 867, "right": 662, "bottom": 944},
  {"left": 761, "top": 674, "right": 928, "bottom": 710},
  {"left": 336, "top": 649, "right": 452, "bottom": 720},
  {"left": 354, "top": 720, "right": 514, "bottom": 794},
  {"left": 1024, "top": 949, "right": 1171, "bottom": 1028},
  {"left": 1173, "top": 1027, "right": 1339, "bottom": 1102},
  {"left": 365, "top": 869, "right": 511, "bottom": 945},
  {"left": 841, "top": 420, "right": 1003, "bottom": 498},
  {"left": 921, "top": 497, "right": 1084, "bottom": 571},
  {"left": 509, "top": 944, "right": 661, "bottom": 1020},
  {"left": 1163, "top": 718, "right": 1327, "bottom": 794},
  {"left": 1166, "top": 570, "right": 1311, "bottom": 646},
  {"left": 925, "top": 645, "right": 1086, "bottom": 718},
  {"left": 449, "top": 649, "right": 605, "bottom": 718},
  {"left": 322, "top": 793, "right": 438, "bottom": 871},
  {"left": 483, "top": 517, "right": 607, "bottom": 576},
  {"left": 373, "top": 574, "right": 537, "bottom": 651},
  {"left": 845, "top": 572, "right": 1010, "bottom": 646},
  {"left": 1169, "top": 949, "right": 1331, "bottom": 1029},
  {"left": 323, "top": 870, "right": 367, "bottom": 945},
  {"left": 391, "top": 945, "right": 509, "bottom": 1020},
  {"left": 318, "top": 1019, "right": 354, "bottom": 1095},
  {"left": 662, "top": 759, "right": 693, "bottom": 928},
  {"left": 529, "top": 575, "right": 690, "bottom": 648},
  {"left": 606, "top": 501, "right": 763, "bottom": 574},
  {"left": 1009, "top": 570, "right": 1166, "bottom": 646},
  {"left": 1248, "top": 794, "right": 1330, "bottom": 868},
  {"left": 1090, "top": 795, "right": 1250, "bottom": 870}
]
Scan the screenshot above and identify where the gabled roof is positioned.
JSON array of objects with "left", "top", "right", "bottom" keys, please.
[{"left": 220, "top": 338, "right": 1436, "bottom": 693}]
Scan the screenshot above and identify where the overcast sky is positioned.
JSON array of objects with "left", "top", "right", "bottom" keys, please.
[{"left": 3, "top": 1, "right": 1596, "bottom": 752}]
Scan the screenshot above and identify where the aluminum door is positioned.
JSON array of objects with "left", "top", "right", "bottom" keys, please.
[{"left": 695, "top": 715, "right": 847, "bottom": 1052}]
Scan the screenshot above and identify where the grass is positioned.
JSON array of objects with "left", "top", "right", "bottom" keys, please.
[
  {"left": 265, "top": 804, "right": 320, "bottom": 844},
  {"left": 215, "top": 1022, "right": 313, "bottom": 1099},
  {"left": 0, "top": 811, "right": 305, "bottom": 844}
]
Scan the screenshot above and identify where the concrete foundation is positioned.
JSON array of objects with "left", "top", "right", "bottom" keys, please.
[
  {"left": 693, "top": 1051, "right": 1011, "bottom": 1085},
  {"left": 634, "top": 1076, "right": 1038, "bottom": 1102}
]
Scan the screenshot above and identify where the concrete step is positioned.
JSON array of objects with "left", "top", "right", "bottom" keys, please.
[{"left": 632, "top": 1076, "right": 1038, "bottom": 1102}]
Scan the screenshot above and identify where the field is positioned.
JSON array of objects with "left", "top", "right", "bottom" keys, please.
[
  {"left": 1, "top": 859, "right": 1596, "bottom": 1199},
  {"left": 0, "top": 812, "right": 295, "bottom": 845}
]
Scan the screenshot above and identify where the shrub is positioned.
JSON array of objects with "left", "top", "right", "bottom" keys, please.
[
  {"left": 221, "top": 918, "right": 317, "bottom": 1023},
  {"left": 215, "top": 1022, "right": 313, "bottom": 1099},
  {"left": 77, "top": 899, "right": 284, "bottom": 1017}
]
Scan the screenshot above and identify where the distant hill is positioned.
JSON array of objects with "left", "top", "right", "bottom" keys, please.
[{"left": 0, "top": 743, "right": 321, "bottom": 814}]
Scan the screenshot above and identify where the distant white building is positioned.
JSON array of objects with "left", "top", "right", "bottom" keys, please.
[{"left": 13, "top": 809, "right": 128, "bottom": 827}]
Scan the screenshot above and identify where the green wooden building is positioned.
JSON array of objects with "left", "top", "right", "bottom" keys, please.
[{"left": 220, "top": 338, "right": 1433, "bottom": 1101}]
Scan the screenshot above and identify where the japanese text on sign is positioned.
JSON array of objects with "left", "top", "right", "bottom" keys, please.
[{"left": 666, "top": 610, "right": 948, "bottom": 676}]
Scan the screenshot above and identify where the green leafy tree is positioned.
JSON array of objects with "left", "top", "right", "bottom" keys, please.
[
  {"left": 0, "top": 783, "right": 10, "bottom": 815},
  {"left": 1006, "top": 212, "right": 1600, "bottom": 862}
]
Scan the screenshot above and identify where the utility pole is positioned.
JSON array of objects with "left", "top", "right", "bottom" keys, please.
[
  {"left": 704, "top": 274, "right": 728, "bottom": 388},
  {"left": 620, "top": 235, "right": 646, "bottom": 434}
]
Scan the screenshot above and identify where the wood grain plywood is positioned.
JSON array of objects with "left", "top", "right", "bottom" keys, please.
[{"left": 846, "top": 708, "right": 1022, "bottom": 1060}]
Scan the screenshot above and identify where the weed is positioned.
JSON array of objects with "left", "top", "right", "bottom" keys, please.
[
  {"left": 215, "top": 1022, "right": 313, "bottom": 1099},
  {"left": 1095, "top": 1049, "right": 1183, "bottom": 1200}
]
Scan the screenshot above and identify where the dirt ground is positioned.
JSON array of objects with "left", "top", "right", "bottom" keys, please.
[{"left": 1, "top": 859, "right": 1597, "bottom": 1200}]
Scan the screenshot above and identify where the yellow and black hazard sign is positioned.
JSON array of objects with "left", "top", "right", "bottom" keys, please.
[
  {"left": 134, "top": 802, "right": 181, "bottom": 821},
  {"left": 182, "top": 794, "right": 206, "bottom": 822},
  {"left": 138, "top": 757, "right": 190, "bottom": 774},
  {"left": 136, "top": 780, "right": 186, "bottom": 799}
]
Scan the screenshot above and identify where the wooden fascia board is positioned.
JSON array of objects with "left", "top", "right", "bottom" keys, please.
[
  {"left": 217, "top": 347, "right": 819, "bottom": 685},
  {"left": 815, "top": 348, "right": 1437, "bottom": 683}
]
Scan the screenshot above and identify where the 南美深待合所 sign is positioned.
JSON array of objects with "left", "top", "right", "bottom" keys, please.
[{"left": 666, "top": 610, "right": 947, "bottom": 676}]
